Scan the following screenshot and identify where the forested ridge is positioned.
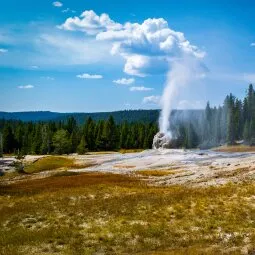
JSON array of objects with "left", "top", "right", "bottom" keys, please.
[
  {"left": 0, "top": 110, "right": 160, "bottom": 124},
  {"left": 0, "top": 84, "right": 254, "bottom": 155}
]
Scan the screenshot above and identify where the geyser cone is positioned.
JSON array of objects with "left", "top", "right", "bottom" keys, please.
[{"left": 153, "top": 132, "right": 173, "bottom": 149}]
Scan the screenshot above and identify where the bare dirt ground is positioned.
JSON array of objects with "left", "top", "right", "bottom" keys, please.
[
  {"left": 2, "top": 149, "right": 254, "bottom": 186},
  {"left": 69, "top": 149, "right": 255, "bottom": 186}
]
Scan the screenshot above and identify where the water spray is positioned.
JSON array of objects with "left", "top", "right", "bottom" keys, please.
[{"left": 153, "top": 58, "right": 204, "bottom": 149}]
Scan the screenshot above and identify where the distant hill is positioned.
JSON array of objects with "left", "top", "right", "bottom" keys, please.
[
  {"left": 0, "top": 110, "right": 161, "bottom": 124},
  {"left": 0, "top": 109, "right": 204, "bottom": 124}
]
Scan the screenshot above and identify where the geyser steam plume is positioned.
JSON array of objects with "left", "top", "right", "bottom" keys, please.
[{"left": 153, "top": 58, "right": 205, "bottom": 149}]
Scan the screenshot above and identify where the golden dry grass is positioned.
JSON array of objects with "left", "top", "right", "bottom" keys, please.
[
  {"left": 24, "top": 156, "right": 94, "bottom": 174},
  {"left": 0, "top": 171, "right": 255, "bottom": 254},
  {"left": 119, "top": 149, "right": 145, "bottom": 154},
  {"left": 137, "top": 169, "right": 183, "bottom": 177},
  {"left": 214, "top": 145, "right": 255, "bottom": 153},
  {"left": 215, "top": 167, "right": 253, "bottom": 178}
]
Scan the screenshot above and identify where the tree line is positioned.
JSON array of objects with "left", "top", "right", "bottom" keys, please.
[
  {"left": 0, "top": 116, "right": 158, "bottom": 155},
  {"left": 170, "top": 84, "right": 255, "bottom": 148},
  {"left": 0, "top": 84, "right": 254, "bottom": 155}
]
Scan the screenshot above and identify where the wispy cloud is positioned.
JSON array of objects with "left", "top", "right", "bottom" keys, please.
[
  {"left": 62, "top": 8, "right": 69, "bottom": 13},
  {"left": 30, "top": 65, "right": 39, "bottom": 69},
  {"left": 18, "top": 85, "right": 34, "bottom": 89},
  {"left": 41, "top": 76, "right": 55, "bottom": 81},
  {"left": 36, "top": 33, "right": 113, "bottom": 66},
  {"left": 143, "top": 95, "right": 161, "bottom": 104},
  {"left": 77, "top": 73, "right": 103, "bottom": 79},
  {"left": 0, "top": 48, "right": 8, "bottom": 53},
  {"left": 62, "top": 8, "right": 76, "bottom": 13},
  {"left": 52, "top": 1, "right": 63, "bottom": 7},
  {"left": 113, "top": 78, "right": 135, "bottom": 85},
  {"left": 243, "top": 73, "right": 255, "bottom": 83},
  {"left": 130, "top": 86, "right": 153, "bottom": 92},
  {"left": 250, "top": 42, "right": 255, "bottom": 47}
]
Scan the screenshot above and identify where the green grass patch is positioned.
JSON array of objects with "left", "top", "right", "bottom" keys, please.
[
  {"left": 24, "top": 156, "right": 75, "bottom": 173},
  {"left": 24, "top": 156, "right": 94, "bottom": 174},
  {"left": 119, "top": 149, "right": 145, "bottom": 154}
]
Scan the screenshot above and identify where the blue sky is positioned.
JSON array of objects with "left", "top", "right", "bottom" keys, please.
[{"left": 1, "top": 0, "right": 255, "bottom": 112}]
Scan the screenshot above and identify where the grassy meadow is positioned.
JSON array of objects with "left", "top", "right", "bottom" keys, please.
[
  {"left": 1, "top": 158, "right": 255, "bottom": 255},
  {"left": 23, "top": 156, "right": 95, "bottom": 174}
]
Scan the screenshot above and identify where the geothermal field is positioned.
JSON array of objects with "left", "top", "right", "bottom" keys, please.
[
  {"left": 2, "top": 149, "right": 255, "bottom": 187},
  {"left": 1, "top": 149, "right": 255, "bottom": 254},
  {"left": 1, "top": 1, "right": 255, "bottom": 254}
]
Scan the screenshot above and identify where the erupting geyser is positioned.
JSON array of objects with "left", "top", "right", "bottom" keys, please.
[
  {"left": 152, "top": 132, "right": 172, "bottom": 149},
  {"left": 153, "top": 59, "right": 205, "bottom": 149}
]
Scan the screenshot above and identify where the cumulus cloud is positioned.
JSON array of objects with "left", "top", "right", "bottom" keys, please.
[
  {"left": 0, "top": 48, "right": 8, "bottom": 53},
  {"left": 53, "top": 1, "right": 63, "bottom": 7},
  {"left": 130, "top": 86, "right": 153, "bottom": 92},
  {"left": 77, "top": 73, "right": 103, "bottom": 79},
  {"left": 58, "top": 10, "right": 122, "bottom": 35},
  {"left": 113, "top": 78, "right": 135, "bottom": 85},
  {"left": 18, "top": 85, "right": 34, "bottom": 89},
  {"left": 59, "top": 10, "right": 205, "bottom": 76},
  {"left": 143, "top": 95, "right": 161, "bottom": 104}
]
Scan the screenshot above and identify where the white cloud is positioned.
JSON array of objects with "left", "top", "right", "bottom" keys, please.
[
  {"left": 113, "top": 78, "right": 135, "bottom": 85},
  {"left": 59, "top": 11, "right": 205, "bottom": 76},
  {"left": 36, "top": 33, "right": 114, "bottom": 66},
  {"left": 250, "top": 42, "right": 255, "bottom": 47},
  {"left": 58, "top": 10, "right": 122, "bottom": 35},
  {"left": 18, "top": 85, "right": 34, "bottom": 89},
  {"left": 77, "top": 73, "right": 103, "bottom": 79},
  {"left": 0, "top": 48, "right": 8, "bottom": 53},
  {"left": 30, "top": 65, "right": 39, "bottom": 69},
  {"left": 62, "top": 8, "right": 70, "bottom": 13},
  {"left": 62, "top": 8, "right": 75, "bottom": 13},
  {"left": 130, "top": 86, "right": 153, "bottom": 92},
  {"left": 41, "top": 76, "right": 55, "bottom": 81},
  {"left": 143, "top": 95, "right": 161, "bottom": 104},
  {"left": 53, "top": 1, "right": 63, "bottom": 7}
]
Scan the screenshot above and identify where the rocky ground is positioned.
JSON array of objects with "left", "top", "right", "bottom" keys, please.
[
  {"left": 71, "top": 149, "right": 255, "bottom": 186},
  {"left": 1, "top": 149, "right": 254, "bottom": 186}
]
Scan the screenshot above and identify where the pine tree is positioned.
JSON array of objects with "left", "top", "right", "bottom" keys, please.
[
  {"left": 77, "top": 135, "right": 88, "bottom": 154},
  {"left": 226, "top": 94, "right": 236, "bottom": 145},
  {"left": 52, "top": 130, "right": 71, "bottom": 155},
  {"left": 84, "top": 117, "right": 95, "bottom": 151},
  {"left": 243, "top": 121, "right": 250, "bottom": 143},
  {"left": 101, "top": 116, "right": 118, "bottom": 150},
  {"left": 3, "top": 125, "right": 16, "bottom": 154},
  {"left": 120, "top": 121, "right": 128, "bottom": 148},
  {"left": 95, "top": 120, "right": 105, "bottom": 151},
  {"left": 0, "top": 132, "right": 3, "bottom": 157},
  {"left": 31, "top": 124, "right": 42, "bottom": 154}
]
